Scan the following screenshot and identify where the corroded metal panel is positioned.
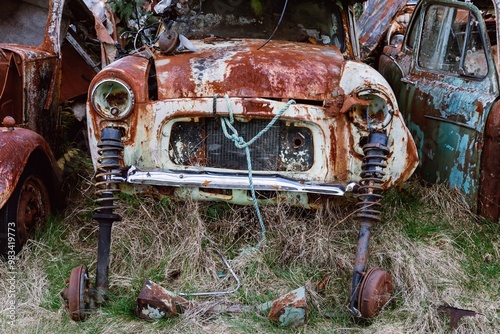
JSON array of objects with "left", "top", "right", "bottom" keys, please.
[
  {"left": 267, "top": 287, "right": 308, "bottom": 327},
  {"left": 59, "top": 41, "right": 97, "bottom": 102},
  {"left": 479, "top": 102, "right": 500, "bottom": 221},
  {"left": 154, "top": 40, "right": 344, "bottom": 102},
  {"left": 0, "top": 126, "right": 61, "bottom": 209}
]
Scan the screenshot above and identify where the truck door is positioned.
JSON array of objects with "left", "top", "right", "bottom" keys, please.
[{"left": 397, "top": 2, "right": 499, "bottom": 202}]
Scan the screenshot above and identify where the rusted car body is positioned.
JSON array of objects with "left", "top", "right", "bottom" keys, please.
[
  {"left": 378, "top": 0, "right": 500, "bottom": 222},
  {"left": 64, "top": 0, "right": 419, "bottom": 321},
  {"left": 0, "top": 0, "right": 110, "bottom": 256},
  {"left": 358, "top": 0, "right": 418, "bottom": 61}
]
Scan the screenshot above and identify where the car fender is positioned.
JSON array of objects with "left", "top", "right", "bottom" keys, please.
[
  {"left": 339, "top": 60, "right": 419, "bottom": 188},
  {"left": 0, "top": 127, "right": 63, "bottom": 209}
]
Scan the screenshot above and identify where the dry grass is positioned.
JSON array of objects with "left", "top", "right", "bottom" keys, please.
[{"left": 1, "top": 165, "right": 499, "bottom": 333}]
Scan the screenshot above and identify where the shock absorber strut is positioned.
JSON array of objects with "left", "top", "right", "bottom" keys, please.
[
  {"left": 349, "top": 131, "right": 392, "bottom": 318},
  {"left": 93, "top": 127, "right": 123, "bottom": 301}
]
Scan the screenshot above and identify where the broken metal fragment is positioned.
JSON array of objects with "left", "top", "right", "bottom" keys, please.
[
  {"left": 265, "top": 287, "right": 308, "bottom": 327},
  {"left": 438, "top": 305, "right": 477, "bottom": 329},
  {"left": 136, "top": 281, "right": 309, "bottom": 327},
  {"left": 136, "top": 280, "right": 191, "bottom": 320}
]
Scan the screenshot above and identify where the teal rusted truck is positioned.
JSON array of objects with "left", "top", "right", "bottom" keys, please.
[{"left": 379, "top": 0, "right": 500, "bottom": 222}]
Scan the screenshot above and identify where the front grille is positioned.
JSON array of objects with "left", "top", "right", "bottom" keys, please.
[
  {"left": 168, "top": 118, "right": 314, "bottom": 171},
  {"left": 206, "top": 119, "right": 280, "bottom": 170}
]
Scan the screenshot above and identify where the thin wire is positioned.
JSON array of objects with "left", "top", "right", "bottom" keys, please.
[
  {"left": 178, "top": 249, "right": 241, "bottom": 297},
  {"left": 218, "top": 94, "right": 295, "bottom": 250},
  {"left": 257, "top": 0, "right": 289, "bottom": 50}
]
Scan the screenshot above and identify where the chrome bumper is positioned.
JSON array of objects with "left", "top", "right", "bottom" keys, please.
[{"left": 125, "top": 166, "right": 356, "bottom": 196}]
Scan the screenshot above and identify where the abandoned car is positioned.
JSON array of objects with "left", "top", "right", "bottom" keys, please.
[
  {"left": 64, "top": 0, "right": 419, "bottom": 320},
  {"left": 378, "top": 0, "right": 500, "bottom": 222},
  {"left": 0, "top": 0, "right": 114, "bottom": 257}
]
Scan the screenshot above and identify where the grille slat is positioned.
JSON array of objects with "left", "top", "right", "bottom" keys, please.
[{"left": 207, "top": 119, "right": 279, "bottom": 170}]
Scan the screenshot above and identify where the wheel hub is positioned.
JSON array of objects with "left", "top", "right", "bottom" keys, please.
[
  {"left": 357, "top": 267, "right": 393, "bottom": 318},
  {"left": 63, "top": 265, "right": 91, "bottom": 321},
  {"left": 17, "top": 175, "right": 51, "bottom": 247}
]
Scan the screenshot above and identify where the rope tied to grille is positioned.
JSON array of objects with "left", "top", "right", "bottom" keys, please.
[{"left": 217, "top": 94, "right": 296, "bottom": 250}]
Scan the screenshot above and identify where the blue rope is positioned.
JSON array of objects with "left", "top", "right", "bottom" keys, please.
[{"left": 218, "top": 94, "right": 296, "bottom": 250}]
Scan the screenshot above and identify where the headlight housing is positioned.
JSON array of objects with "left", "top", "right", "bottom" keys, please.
[
  {"left": 91, "top": 79, "right": 134, "bottom": 120},
  {"left": 349, "top": 89, "right": 393, "bottom": 131}
]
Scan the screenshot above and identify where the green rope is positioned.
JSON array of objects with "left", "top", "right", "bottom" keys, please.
[{"left": 218, "top": 94, "right": 296, "bottom": 250}]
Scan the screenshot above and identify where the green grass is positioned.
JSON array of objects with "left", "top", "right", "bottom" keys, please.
[{"left": 1, "top": 174, "right": 499, "bottom": 333}]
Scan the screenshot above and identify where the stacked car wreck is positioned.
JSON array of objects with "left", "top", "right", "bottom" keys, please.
[{"left": 64, "top": 0, "right": 419, "bottom": 321}]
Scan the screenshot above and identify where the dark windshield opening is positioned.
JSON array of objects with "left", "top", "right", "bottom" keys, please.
[{"left": 169, "top": 1, "right": 345, "bottom": 50}]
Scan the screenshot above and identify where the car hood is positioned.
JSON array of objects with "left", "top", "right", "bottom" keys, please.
[{"left": 154, "top": 39, "right": 345, "bottom": 102}]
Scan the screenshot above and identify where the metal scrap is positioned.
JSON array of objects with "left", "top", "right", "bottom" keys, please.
[
  {"left": 136, "top": 280, "right": 192, "bottom": 320},
  {"left": 263, "top": 286, "right": 308, "bottom": 327},
  {"left": 438, "top": 305, "right": 477, "bottom": 329},
  {"left": 136, "top": 282, "right": 309, "bottom": 328}
]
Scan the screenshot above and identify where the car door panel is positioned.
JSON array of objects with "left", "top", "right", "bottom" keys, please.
[{"left": 381, "top": 1, "right": 499, "bottom": 206}]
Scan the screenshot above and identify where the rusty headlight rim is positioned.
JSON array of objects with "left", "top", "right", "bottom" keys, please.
[
  {"left": 349, "top": 89, "right": 393, "bottom": 131},
  {"left": 91, "top": 78, "right": 135, "bottom": 120}
]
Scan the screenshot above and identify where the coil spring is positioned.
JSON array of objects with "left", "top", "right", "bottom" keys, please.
[
  {"left": 355, "top": 132, "right": 389, "bottom": 223},
  {"left": 94, "top": 127, "right": 124, "bottom": 214}
]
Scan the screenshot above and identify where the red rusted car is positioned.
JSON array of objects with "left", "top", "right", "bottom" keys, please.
[
  {"left": 65, "top": 0, "right": 419, "bottom": 320},
  {"left": 0, "top": 0, "right": 113, "bottom": 256},
  {"left": 379, "top": 0, "right": 500, "bottom": 222}
]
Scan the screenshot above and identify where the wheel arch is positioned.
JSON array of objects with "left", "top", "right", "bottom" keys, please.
[
  {"left": 0, "top": 128, "right": 63, "bottom": 211},
  {"left": 23, "top": 148, "right": 65, "bottom": 212}
]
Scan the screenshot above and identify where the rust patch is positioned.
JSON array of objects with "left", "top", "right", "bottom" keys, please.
[
  {"left": 155, "top": 40, "right": 343, "bottom": 101},
  {"left": 267, "top": 287, "right": 308, "bottom": 326},
  {"left": 339, "top": 93, "right": 371, "bottom": 114},
  {"left": 242, "top": 98, "right": 274, "bottom": 116},
  {"left": 136, "top": 279, "right": 193, "bottom": 320},
  {"left": 394, "top": 132, "right": 419, "bottom": 189},
  {"left": 478, "top": 102, "right": 500, "bottom": 222},
  {"left": 329, "top": 117, "right": 353, "bottom": 182},
  {"left": 0, "top": 127, "right": 61, "bottom": 209},
  {"left": 438, "top": 305, "right": 477, "bottom": 329}
]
